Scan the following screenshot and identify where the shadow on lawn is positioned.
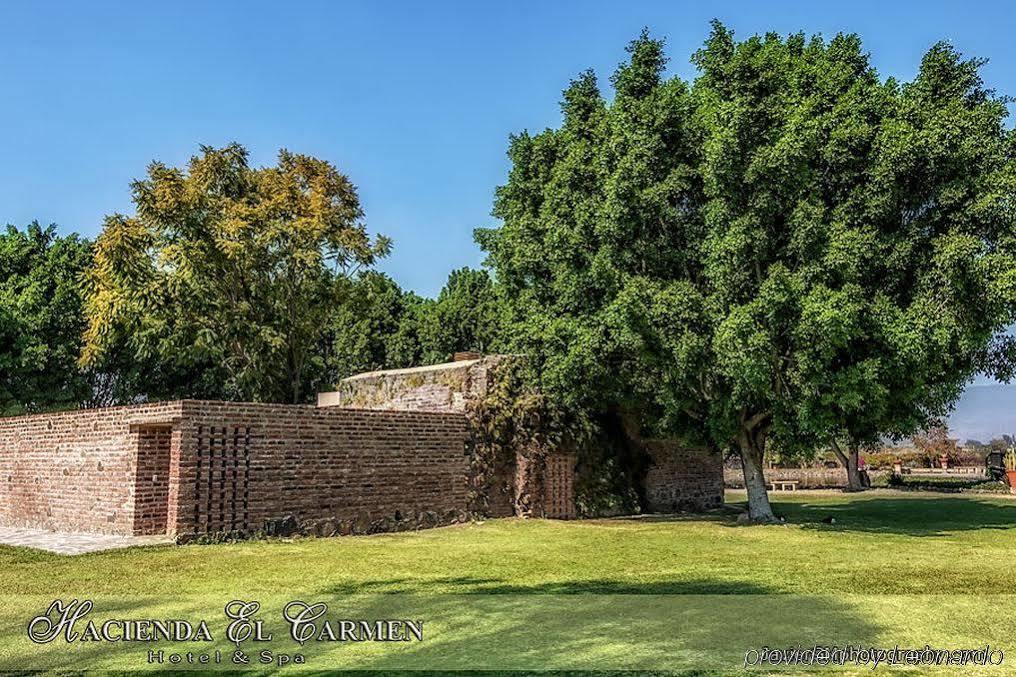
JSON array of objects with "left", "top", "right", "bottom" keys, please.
[
  {"left": 319, "top": 578, "right": 883, "bottom": 672},
  {"left": 326, "top": 577, "right": 776, "bottom": 595},
  {"left": 1, "top": 581, "right": 884, "bottom": 673},
  {"left": 728, "top": 494, "right": 1016, "bottom": 537}
]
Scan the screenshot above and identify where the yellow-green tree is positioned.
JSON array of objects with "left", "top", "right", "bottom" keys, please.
[{"left": 81, "top": 144, "right": 390, "bottom": 403}]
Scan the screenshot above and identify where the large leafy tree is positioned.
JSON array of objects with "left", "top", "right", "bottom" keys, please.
[
  {"left": 480, "top": 26, "right": 1015, "bottom": 521},
  {"left": 81, "top": 144, "right": 390, "bottom": 403},
  {"left": 0, "top": 223, "right": 94, "bottom": 414}
]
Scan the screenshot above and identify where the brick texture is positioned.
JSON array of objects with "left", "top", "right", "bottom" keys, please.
[
  {"left": 133, "top": 425, "right": 173, "bottom": 535},
  {"left": 542, "top": 453, "right": 577, "bottom": 519},
  {"left": 169, "top": 401, "right": 471, "bottom": 538},
  {"left": 643, "top": 440, "right": 724, "bottom": 511},
  {"left": 0, "top": 400, "right": 471, "bottom": 537},
  {"left": 0, "top": 402, "right": 183, "bottom": 535},
  {"left": 330, "top": 357, "right": 724, "bottom": 517},
  {"left": 0, "top": 358, "right": 723, "bottom": 537}
]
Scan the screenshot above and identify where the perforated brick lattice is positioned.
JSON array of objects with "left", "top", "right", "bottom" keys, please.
[
  {"left": 543, "top": 453, "right": 576, "bottom": 519},
  {"left": 194, "top": 425, "right": 251, "bottom": 534}
]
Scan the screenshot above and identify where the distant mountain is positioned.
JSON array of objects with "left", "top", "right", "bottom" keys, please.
[{"left": 946, "top": 384, "right": 1016, "bottom": 444}]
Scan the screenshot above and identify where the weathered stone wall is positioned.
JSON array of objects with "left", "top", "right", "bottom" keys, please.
[
  {"left": 318, "top": 357, "right": 500, "bottom": 413},
  {"left": 642, "top": 440, "right": 724, "bottom": 511}
]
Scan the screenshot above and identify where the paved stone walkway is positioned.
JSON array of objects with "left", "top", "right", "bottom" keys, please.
[{"left": 0, "top": 527, "right": 173, "bottom": 555}]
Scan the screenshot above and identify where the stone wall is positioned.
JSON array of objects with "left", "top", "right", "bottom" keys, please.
[
  {"left": 0, "top": 400, "right": 471, "bottom": 537},
  {"left": 318, "top": 357, "right": 499, "bottom": 413},
  {"left": 723, "top": 466, "right": 868, "bottom": 489},
  {"left": 643, "top": 440, "right": 723, "bottom": 511}
]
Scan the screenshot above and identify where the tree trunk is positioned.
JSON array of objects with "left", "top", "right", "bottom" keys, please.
[
  {"left": 831, "top": 438, "right": 865, "bottom": 492},
  {"left": 738, "top": 430, "right": 776, "bottom": 523}
]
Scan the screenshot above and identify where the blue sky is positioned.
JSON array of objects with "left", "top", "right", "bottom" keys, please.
[{"left": 1, "top": 0, "right": 1013, "bottom": 297}]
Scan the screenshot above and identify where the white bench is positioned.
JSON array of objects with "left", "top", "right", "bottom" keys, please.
[{"left": 769, "top": 480, "right": 799, "bottom": 491}]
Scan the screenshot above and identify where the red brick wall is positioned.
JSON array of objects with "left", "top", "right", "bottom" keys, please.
[
  {"left": 169, "top": 401, "right": 471, "bottom": 538},
  {"left": 133, "top": 425, "right": 174, "bottom": 535},
  {"left": 1, "top": 400, "right": 471, "bottom": 537},
  {"left": 1, "top": 396, "right": 721, "bottom": 537},
  {"left": 543, "top": 453, "right": 577, "bottom": 519},
  {"left": 0, "top": 402, "right": 183, "bottom": 535},
  {"left": 643, "top": 441, "right": 724, "bottom": 511}
]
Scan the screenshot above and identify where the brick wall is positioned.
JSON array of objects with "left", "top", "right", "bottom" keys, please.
[
  {"left": 543, "top": 453, "right": 577, "bottom": 519},
  {"left": 642, "top": 440, "right": 723, "bottom": 511},
  {"left": 722, "top": 466, "right": 871, "bottom": 489},
  {"left": 133, "top": 425, "right": 174, "bottom": 535},
  {"left": 1, "top": 373, "right": 723, "bottom": 537},
  {"left": 169, "top": 401, "right": 471, "bottom": 538},
  {"left": 328, "top": 357, "right": 725, "bottom": 517},
  {"left": 0, "top": 400, "right": 471, "bottom": 537},
  {"left": 0, "top": 402, "right": 183, "bottom": 535}
]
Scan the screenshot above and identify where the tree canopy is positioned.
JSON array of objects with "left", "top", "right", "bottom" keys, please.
[
  {"left": 479, "top": 25, "right": 1016, "bottom": 520},
  {"left": 0, "top": 223, "right": 94, "bottom": 414},
  {"left": 419, "top": 267, "right": 504, "bottom": 364},
  {"left": 81, "top": 144, "right": 391, "bottom": 403},
  {"left": 328, "top": 270, "right": 430, "bottom": 380}
]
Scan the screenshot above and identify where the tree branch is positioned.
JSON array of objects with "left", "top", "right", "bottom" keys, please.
[{"left": 829, "top": 437, "right": 848, "bottom": 466}]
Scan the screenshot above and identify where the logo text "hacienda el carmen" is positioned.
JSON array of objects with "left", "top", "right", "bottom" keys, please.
[{"left": 27, "top": 599, "right": 425, "bottom": 645}]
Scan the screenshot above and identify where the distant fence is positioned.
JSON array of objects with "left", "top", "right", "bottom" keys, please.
[
  {"left": 724, "top": 466, "right": 985, "bottom": 489},
  {"left": 723, "top": 467, "right": 853, "bottom": 489}
]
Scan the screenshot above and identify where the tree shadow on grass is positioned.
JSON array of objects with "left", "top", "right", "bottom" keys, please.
[
  {"left": 1, "top": 581, "right": 882, "bottom": 673},
  {"left": 314, "top": 578, "right": 883, "bottom": 672},
  {"left": 726, "top": 494, "right": 1016, "bottom": 537},
  {"left": 326, "top": 577, "right": 777, "bottom": 596}
]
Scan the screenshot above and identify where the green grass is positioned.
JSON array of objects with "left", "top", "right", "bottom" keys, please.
[{"left": 2, "top": 490, "right": 1015, "bottom": 674}]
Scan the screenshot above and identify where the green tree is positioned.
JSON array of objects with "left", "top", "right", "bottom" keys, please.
[
  {"left": 81, "top": 144, "right": 390, "bottom": 403},
  {"left": 326, "top": 267, "right": 504, "bottom": 384},
  {"left": 328, "top": 271, "right": 429, "bottom": 380},
  {"left": 480, "top": 26, "right": 1015, "bottom": 521},
  {"left": 420, "top": 267, "right": 503, "bottom": 363},
  {"left": 0, "top": 223, "right": 94, "bottom": 414},
  {"left": 776, "top": 39, "right": 1016, "bottom": 491}
]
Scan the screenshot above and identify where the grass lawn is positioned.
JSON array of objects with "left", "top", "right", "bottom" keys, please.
[{"left": 2, "top": 490, "right": 1015, "bottom": 673}]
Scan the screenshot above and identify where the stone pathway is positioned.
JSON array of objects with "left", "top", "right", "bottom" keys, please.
[{"left": 0, "top": 527, "right": 173, "bottom": 555}]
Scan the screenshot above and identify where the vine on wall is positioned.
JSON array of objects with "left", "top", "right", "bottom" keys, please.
[
  {"left": 466, "top": 358, "right": 645, "bottom": 518},
  {"left": 466, "top": 358, "right": 587, "bottom": 516}
]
